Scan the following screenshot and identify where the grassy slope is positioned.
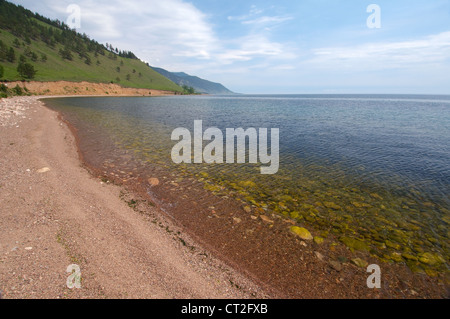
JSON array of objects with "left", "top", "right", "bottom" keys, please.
[{"left": 0, "top": 27, "right": 183, "bottom": 92}]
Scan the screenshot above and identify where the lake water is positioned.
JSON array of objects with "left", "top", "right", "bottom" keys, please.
[{"left": 44, "top": 94, "right": 450, "bottom": 274}]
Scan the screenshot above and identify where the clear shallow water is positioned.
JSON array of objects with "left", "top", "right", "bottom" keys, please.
[{"left": 44, "top": 94, "right": 450, "bottom": 274}]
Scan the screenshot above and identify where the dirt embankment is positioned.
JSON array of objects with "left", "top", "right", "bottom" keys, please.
[{"left": 1, "top": 81, "right": 178, "bottom": 97}]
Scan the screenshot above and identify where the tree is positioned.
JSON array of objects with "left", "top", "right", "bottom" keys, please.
[
  {"left": 6, "top": 47, "right": 15, "bottom": 63},
  {"left": 31, "top": 52, "right": 38, "bottom": 62},
  {"left": 17, "top": 62, "right": 37, "bottom": 79},
  {"left": 182, "top": 85, "right": 195, "bottom": 94},
  {"left": 116, "top": 66, "right": 120, "bottom": 73},
  {"left": 59, "top": 47, "right": 73, "bottom": 60},
  {"left": 0, "top": 64, "right": 4, "bottom": 79},
  {"left": 40, "top": 53, "right": 47, "bottom": 62},
  {"left": 126, "top": 74, "right": 131, "bottom": 81},
  {"left": 13, "top": 38, "right": 21, "bottom": 48}
]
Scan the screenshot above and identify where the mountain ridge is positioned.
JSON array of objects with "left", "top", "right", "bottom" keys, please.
[{"left": 152, "top": 66, "right": 235, "bottom": 95}]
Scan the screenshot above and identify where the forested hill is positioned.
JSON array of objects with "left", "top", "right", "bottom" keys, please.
[{"left": 0, "top": 0, "right": 182, "bottom": 92}]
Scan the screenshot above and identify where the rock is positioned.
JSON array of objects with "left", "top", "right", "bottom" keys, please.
[
  {"left": 239, "top": 180, "right": 257, "bottom": 188},
  {"left": 290, "top": 226, "right": 313, "bottom": 241},
  {"left": 300, "top": 241, "right": 307, "bottom": 247},
  {"left": 148, "top": 178, "right": 160, "bottom": 186},
  {"left": 340, "top": 237, "right": 369, "bottom": 251},
  {"left": 37, "top": 167, "right": 50, "bottom": 173},
  {"left": 402, "top": 253, "right": 418, "bottom": 261},
  {"left": 390, "top": 252, "right": 403, "bottom": 262},
  {"left": 233, "top": 217, "right": 242, "bottom": 224},
  {"left": 243, "top": 206, "right": 252, "bottom": 213},
  {"left": 314, "top": 237, "right": 325, "bottom": 245},
  {"left": 329, "top": 261, "right": 343, "bottom": 272},
  {"left": 24, "top": 247, "right": 33, "bottom": 251},
  {"left": 418, "top": 252, "right": 445, "bottom": 266},
  {"left": 323, "top": 202, "right": 342, "bottom": 210},
  {"left": 351, "top": 258, "right": 368, "bottom": 268},
  {"left": 260, "top": 215, "right": 274, "bottom": 224},
  {"left": 385, "top": 240, "right": 401, "bottom": 250},
  {"left": 315, "top": 251, "right": 325, "bottom": 261}
]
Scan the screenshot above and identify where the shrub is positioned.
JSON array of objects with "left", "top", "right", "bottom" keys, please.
[{"left": 13, "top": 84, "right": 23, "bottom": 96}]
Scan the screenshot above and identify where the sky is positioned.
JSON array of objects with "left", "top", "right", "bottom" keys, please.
[{"left": 9, "top": 0, "right": 450, "bottom": 94}]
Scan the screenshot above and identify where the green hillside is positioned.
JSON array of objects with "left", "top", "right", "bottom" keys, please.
[{"left": 0, "top": 0, "right": 182, "bottom": 92}]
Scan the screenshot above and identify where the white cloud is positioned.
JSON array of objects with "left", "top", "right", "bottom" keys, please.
[{"left": 309, "top": 31, "right": 450, "bottom": 70}]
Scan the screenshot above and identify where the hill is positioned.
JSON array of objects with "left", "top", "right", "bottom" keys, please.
[
  {"left": 152, "top": 67, "right": 235, "bottom": 95},
  {"left": 0, "top": 0, "right": 182, "bottom": 92}
]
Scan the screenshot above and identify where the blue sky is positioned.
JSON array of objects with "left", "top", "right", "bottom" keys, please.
[{"left": 9, "top": 0, "right": 450, "bottom": 94}]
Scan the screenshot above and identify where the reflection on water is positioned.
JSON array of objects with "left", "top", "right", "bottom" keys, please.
[{"left": 44, "top": 95, "right": 450, "bottom": 275}]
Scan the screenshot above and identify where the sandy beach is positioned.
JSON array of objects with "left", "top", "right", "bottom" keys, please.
[
  {"left": 0, "top": 96, "right": 267, "bottom": 299},
  {"left": 0, "top": 96, "right": 447, "bottom": 299}
]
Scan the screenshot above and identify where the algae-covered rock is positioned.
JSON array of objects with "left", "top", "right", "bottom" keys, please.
[
  {"left": 314, "top": 237, "right": 325, "bottom": 245},
  {"left": 239, "top": 180, "right": 257, "bottom": 188},
  {"left": 418, "top": 252, "right": 445, "bottom": 266},
  {"left": 402, "top": 253, "right": 418, "bottom": 261},
  {"left": 290, "top": 226, "right": 313, "bottom": 241},
  {"left": 340, "top": 237, "right": 369, "bottom": 251},
  {"left": 390, "top": 252, "right": 403, "bottom": 262},
  {"left": 351, "top": 258, "right": 369, "bottom": 268},
  {"left": 290, "top": 211, "right": 300, "bottom": 219},
  {"left": 324, "top": 202, "right": 342, "bottom": 210},
  {"left": 385, "top": 240, "right": 401, "bottom": 250}
]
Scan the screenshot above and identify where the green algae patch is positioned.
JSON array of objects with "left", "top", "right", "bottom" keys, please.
[
  {"left": 290, "top": 226, "right": 313, "bottom": 241},
  {"left": 351, "top": 258, "right": 369, "bottom": 268},
  {"left": 314, "top": 237, "right": 325, "bottom": 245},
  {"left": 418, "top": 252, "right": 445, "bottom": 266},
  {"left": 323, "top": 202, "right": 342, "bottom": 210},
  {"left": 340, "top": 237, "right": 370, "bottom": 252}
]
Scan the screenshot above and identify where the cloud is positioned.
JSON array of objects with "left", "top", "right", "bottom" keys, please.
[{"left": 309, "top": 31, "right": 450, "bottom": 70}]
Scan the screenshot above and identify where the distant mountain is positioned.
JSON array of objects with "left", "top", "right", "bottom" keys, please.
[{"left": 151, "top": 67, "right": 235, "bottom": 95}]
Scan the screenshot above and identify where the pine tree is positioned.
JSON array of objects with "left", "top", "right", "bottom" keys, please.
[
  {"left": 17, "top": 62, "right": 37, "bottom": 79},
  {"left": 6, "top": 47, "right": 15, "bottom": 63}
]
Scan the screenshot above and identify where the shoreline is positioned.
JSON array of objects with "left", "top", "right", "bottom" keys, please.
[
  {"left": 1, "top": 81, "right": 180, "bottom": 97},
  {"left": 0, "top": 95, "right": 448, "bottom": 299}
]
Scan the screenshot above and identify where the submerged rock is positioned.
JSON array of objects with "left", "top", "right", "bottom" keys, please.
[
  {"left": 290, "top": 226, "right": 313, "bottom": 241},
  {"left": 351, "top": 258, "right": 368, "bottom": 268},
  {"left": 148, "top": 178, "right": 160, "bottom": 186},
  {"left": 418, "top": 252, "right": 445, "bottom": 266},
  {"left": 314, "top": 237, "right": 325, "bottom": 245},
  {"left": 260, "top": 215, "right": 274, "bottom": 224},
  {"left": 323, "top": 202, "right": 342, "bottom": 210},
  {"left": 340, "top": 237, "right": 369, "bottom": 251},
  {"left": 329, "top": 260, "right": 343, "bottom": 272}
]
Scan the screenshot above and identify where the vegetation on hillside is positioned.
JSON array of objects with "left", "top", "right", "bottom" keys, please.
[{"left": 0, "top": 0, "right": 182, "bottom": 92}]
